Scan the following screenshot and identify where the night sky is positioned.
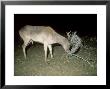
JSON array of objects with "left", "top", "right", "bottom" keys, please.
[{"left": 14, "top": 14, "right": 97, "bottom": 43}]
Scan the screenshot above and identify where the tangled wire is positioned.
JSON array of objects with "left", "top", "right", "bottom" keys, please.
[
  {"left": 65, "top": 31, "right": 94, "bottom": 67},
  {"left": 66, "top": 31, "right": 82, "bottom": 54}
]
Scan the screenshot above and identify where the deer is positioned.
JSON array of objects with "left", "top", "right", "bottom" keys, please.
[{"left": 19, "top": 25, "right": 70, "bottom": 62}]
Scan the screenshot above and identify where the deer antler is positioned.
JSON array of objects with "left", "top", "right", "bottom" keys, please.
[
  {"left": 73, "top": 31, "right": 77, "bottom": 35},
  {"left": 66, "top": 30, "right": 71, "bottom": 38}
]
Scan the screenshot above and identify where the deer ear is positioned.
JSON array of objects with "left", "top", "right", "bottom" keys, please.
[
  {"left": 66, "top": 32, "right": 69, "bottom": 35},
  {"left": 66, "top": 32, "right": 68, "bottom": 36}
]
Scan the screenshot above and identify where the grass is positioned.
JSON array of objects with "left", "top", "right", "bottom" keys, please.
[{"left": 14, "top": 36, "right": 97, "bottom": 76}]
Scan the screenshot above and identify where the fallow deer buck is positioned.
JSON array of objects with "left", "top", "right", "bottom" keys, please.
[{"left": 19, "top": 25, "right": 70, "bottom": 62}]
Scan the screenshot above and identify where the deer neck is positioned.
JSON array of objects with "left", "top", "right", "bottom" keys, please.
[{"left": 56, "top": 35, "right": 70, "bottom": 52}]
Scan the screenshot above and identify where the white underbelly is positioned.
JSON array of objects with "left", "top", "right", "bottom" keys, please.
[
  {"left": 33, "top": 37, "right": 44, "bottom": 44},
  {"left": 31, "top": 34, "right": 57, "bottom": 45}
]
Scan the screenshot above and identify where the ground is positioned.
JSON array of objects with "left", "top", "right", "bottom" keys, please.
[{"left": 14, "top": 36, "right": 97, "bottom": 76}]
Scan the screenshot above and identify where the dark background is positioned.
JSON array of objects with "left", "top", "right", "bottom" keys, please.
[{"left": 14, "top": 14, "right": 97, "bottom": 44}]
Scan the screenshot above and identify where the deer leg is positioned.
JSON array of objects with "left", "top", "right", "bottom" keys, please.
[
  {"left": 44, "top": 44, "right": 48, "bottom": 62},
  {"left": 48, "top": 45, "right": 53, "bottom": 59},
  {"left": 22, "top": 44, "right": 27, "bottom": 59},
  {"left": 22, "top": 41, "right": 29, "bottom": 59}
]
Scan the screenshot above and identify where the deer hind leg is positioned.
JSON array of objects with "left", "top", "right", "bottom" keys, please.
[
  {"left": 22, "top": 40, "right": 30, "bottom": 59},
  {"left": 44, "top": 44, "right": 48, "bottom": 62},
  {"left": 48, "top": 45, "right": 53, "bottom": 59}
]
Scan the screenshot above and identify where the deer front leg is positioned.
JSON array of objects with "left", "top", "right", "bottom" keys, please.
[
  {"left": 44, "top": 44, "right": 48, "bottom": 62},
  {"left": 22, "top": 44, "right": 26, "bottom": 59},
  {"left": 22, "top": 40, "right": 30, "bottom": 59},
  {"left": 48, "top": 45, "right": 53, "bottom": 59}
]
